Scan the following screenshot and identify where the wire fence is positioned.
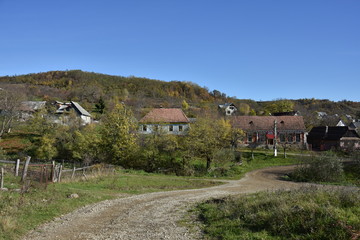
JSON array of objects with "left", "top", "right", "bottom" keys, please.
[{"left": 0, "top": 158, "right": 116, "bottom": 187}]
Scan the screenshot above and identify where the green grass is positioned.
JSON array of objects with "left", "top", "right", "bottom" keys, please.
[
  {"left": 0, "top": 170, "right": 220, "bottom": 240},
  {"left": 217, "top": 151, "right": 297, "bottom": 179},
  {"left": 342, "top": 162, "right": 360, "bottom": 187},
  {"left": 196, "top": 187, "right": 360, "bottom": 240}
]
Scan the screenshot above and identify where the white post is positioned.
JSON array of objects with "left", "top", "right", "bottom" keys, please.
[
  {"left": 15, "top": 159, "right": 20, "bottom": 176},
  {"left": 21, "top": 156, "right": 31, "bottom": 182},
  {"left": 274, "top": 120, "right": 278, "bottom": 157}
]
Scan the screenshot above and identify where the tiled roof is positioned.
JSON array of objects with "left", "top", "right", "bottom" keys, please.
[
  {"left": 139, "top": 108, "right": 190, "bottom": 123},
  {"left": 231, "top": 116, "right": 306, "bottom": 131}
]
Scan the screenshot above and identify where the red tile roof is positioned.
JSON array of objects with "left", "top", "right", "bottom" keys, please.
[
  {"left": 139, "top": 108, "right": 190, "bottom": 123},
  {"left": 231, "top": 116, "right": 306, "bottom": 131}
]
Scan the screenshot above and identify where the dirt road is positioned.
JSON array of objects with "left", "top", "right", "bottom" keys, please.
[{"left": 23, "top": 166, "right": 301, "bottom": 240}]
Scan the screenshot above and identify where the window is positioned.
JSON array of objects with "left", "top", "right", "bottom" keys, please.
[
  {"left": 287, "top": 133, "right": 294, "bottom": 142},
  {"left": 142, "top": 125, "right": 147, "bottom": 132},
  {"left": 279, "top": 134, "right": 286, "bottom": 142},
  {"left": 179, "top": 125, "right": 183, "bottom": 131},
  {"left": 247, "top": 133, "right": 253, "bottom": 143},
  {"left": 169, "top": 125, "right": 173, "bottom": 131},
  {"left": 258, "top": 133, "right": 265, "bottom": 142},
  {"left": 296, "top": 134, "right": 301, "bottom": 142}
]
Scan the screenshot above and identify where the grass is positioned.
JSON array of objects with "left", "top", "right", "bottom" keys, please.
[
  {"left": 0, "top": 170, "right": 220, "bottom": 240},
  {"left": 215, "top": 151, "right": 297, "bottom": 179},
  {"left": 196, "top": 186, "right": 360, "bottom": 240},
  {"left": 0, "top": 151, "right": 310, "bottom": 240}
]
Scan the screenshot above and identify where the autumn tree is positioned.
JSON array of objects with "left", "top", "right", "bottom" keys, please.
[
  {"left": 67, "top": 125, "right": 102, "bottom": 165},
  {"left": 186, "top": 118, "right": 233, "bottom": 170},
  {"left": 265, "top": 100, "right": 294, "bottom": 114},
  {"left": 100, "top": 103, "right": 138, "bottom": 165}
]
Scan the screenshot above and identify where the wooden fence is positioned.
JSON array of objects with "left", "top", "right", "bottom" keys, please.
[{"left": 0, "top": 158, "right": 115, "bottom": 187}]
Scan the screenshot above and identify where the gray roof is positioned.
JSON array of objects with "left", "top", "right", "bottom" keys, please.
[
  {"left": 71, "top": 101, "right": 91, "bottom": 117},
  {"left": 218, "top": 103, "right": 236, "bottom": 109},
  {"left": 350, "top": 121, "right": 360, "bottom": 129}
]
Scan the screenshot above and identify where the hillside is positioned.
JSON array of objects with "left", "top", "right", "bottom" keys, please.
[{"left": 1, "top": 70, "right": 360, "bottom": 127}]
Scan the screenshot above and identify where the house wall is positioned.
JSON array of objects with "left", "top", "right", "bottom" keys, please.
[
  {"left": 139, "top": 123, "right": 189, "bottom": 135},
  {"left": 225, "top": 106, "right": 236, "bottom": 116},
  {"left": 243, "top": 131, "right": 306, "bottom": 146},
  {"left": 80, "top": 115, "right": 92, "bottom": 125}
]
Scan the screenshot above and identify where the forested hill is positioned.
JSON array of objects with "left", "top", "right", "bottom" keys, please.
[
  {"left": 0, "top": 70, "right": 220, "bottom": 105},
  {"left": 1, "top": 70, "right": 359, "bottom": 127}
]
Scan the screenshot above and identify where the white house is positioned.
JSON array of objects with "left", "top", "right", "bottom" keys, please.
[
  {"left": 139, "top": 108, "right": 190, "bottom": 135},
  {"left": 218, "top": 103, "right": 237, "bottom": 116},
  {"left": 54, "top": 101, "right": 92, "bottom": 125}
]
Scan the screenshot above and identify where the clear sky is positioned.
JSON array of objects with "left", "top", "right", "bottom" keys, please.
[{"left": 0, "top": 0, "right": 359, "bottom": 101}]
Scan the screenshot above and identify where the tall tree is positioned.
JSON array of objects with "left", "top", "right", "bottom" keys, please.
[
  {"left": 0, "top": 89, "right": 24, "bottom": 138},
  {"left": 100, "top": 103, "right": 138, "bottom": 165},
  {"left": 186, "top": 118, "right": 233, "bottom": 170}
]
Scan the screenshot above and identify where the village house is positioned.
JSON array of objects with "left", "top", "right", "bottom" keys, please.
[
  {"left": 349, "top": 119, "right": 360, "bottom": 133},
  {"left": 139, "top": 108, "right": 190, "bottom": 135},
  {"left": 53, "top": 101, "right": 92, "bottom": 125},
  {"left": 231, "top": 116, "right": 307, "bottom": 146},
  {"left": 307, "top": 126, "right": 360, "bottom": 151},
  {"left": 218, "top": 103, "right": 237, "bottom": 116}
]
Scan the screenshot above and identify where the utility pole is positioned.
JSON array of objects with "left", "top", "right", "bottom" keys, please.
[{"left": 274, "top": 120, "right": 277, "bottom": 156}]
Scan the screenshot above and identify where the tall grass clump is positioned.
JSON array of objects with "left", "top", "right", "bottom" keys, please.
[
  {"left": 291, "top": 152, "right": 344, "bottom": 183},
  {"left": 196, "top": 186, "right": 360, "bottom": 240}
]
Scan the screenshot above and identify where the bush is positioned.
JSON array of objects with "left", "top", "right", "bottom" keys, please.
[
  {"left": 291, "top": 152, "right": 344, "bottom": 183},
  {"left": 197, "top": 187, "right": 360, "bottom": 240}
]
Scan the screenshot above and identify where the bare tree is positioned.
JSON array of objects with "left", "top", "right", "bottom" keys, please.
[{"left": 0, "top": 89, "right": 24, "bottom": 138}]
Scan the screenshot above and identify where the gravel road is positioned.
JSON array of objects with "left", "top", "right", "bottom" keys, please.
[{"left": 23, "top": 165, "right": 302, "bottom": 240}]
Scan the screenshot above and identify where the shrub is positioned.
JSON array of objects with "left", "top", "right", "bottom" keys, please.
[{"left": 291, "top": 152, "right": 344, "bottom": 182}]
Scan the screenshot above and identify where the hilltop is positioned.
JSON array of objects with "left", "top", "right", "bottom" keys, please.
[{"left": 1, "top": 70, "right": 359, "bottom": 127}]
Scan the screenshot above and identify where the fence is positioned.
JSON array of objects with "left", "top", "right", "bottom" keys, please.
[{"left": 0, "top": 158, "right": 115, "bottom": 186}]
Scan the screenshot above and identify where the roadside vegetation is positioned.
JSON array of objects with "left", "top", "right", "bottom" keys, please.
[
  {"left": 195, "top": 151, "right": 360, "bottom": 240},
  {"left": 289, "top": 151, "right": 360, "bottom": 187},
  {"left": 0, "top": 170, "right": 220, "bottom": 240},
  {"left": 196, "top": 187, "right": 360, "bottom": 240},
  {"left": 0, "top": 152, "right": 298, "bottom": 240}
]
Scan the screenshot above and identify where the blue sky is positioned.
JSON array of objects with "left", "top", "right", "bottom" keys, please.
[{"left": 0, "top": 1, "right": 359, "bottom": 101}]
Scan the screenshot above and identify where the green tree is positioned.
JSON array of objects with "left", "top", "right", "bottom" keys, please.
[
  {"left": 100, "top": 103, "right": 138, "bottom": 165},
  {"left": 186, "top": 118, "right": 232, "bottom": 170},
  {"left": 35, "top": 134, "right": 58, "bottom": 160},
  {"left": 95, "top": 96, "right": 106, "bottom": 114},
  {"left": 68, "top": 125, "right": 102, "bottom": 165},
  {"left": 265, "top": 100, "right": 294, "bottom": 114},
  {"left": 181, "top": 99, "right": 189, "bottom": 110}
]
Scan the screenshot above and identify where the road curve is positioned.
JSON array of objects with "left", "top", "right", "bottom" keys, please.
[{"left": 23, "top": 166, "right": 301, "bottom": 240}]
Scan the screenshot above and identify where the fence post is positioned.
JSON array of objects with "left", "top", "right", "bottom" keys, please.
[
  {"left": 0, "top": 167, "right": 4, "bottom": 189},
  {"left": 52, "top": 161, "right": 56, "bottom": 182},
  {"left": 15, "top": 159, "right": 20, "bottom": 177},
  {"left": 71, "top": 166, "right": 76, "bottom": 179},
  {"left": 58, "top": 165, "right": 63, "bottom": 182},
  {"left": 21, "top": 156, "right": 31, "bottom": 182}
]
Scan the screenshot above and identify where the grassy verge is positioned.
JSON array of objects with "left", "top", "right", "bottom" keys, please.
[
  {"left": 0, "top": 170, "right": 220, "bottom": 240},
  {"left": 217, "top": 151, "right": 297, "bottom": 179},
  {"left": 196, "top": 187, "right": 360, "bottom": 240}
]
